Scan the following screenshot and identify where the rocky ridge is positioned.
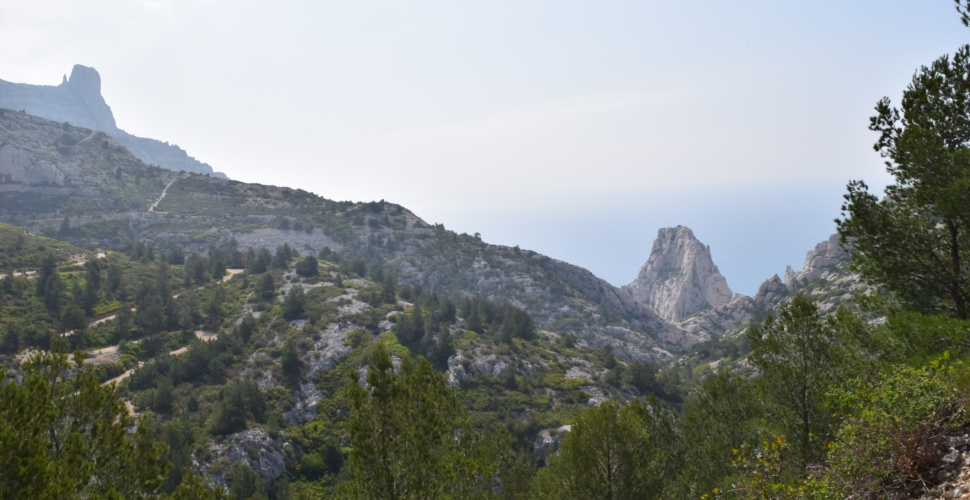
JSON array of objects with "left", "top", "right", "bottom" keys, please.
[
  {"left": 0, "top": 111, "right": 685, "bottom": 363},
  {"left": 0, "top": 109, "right": 868, "bottom": 366},
  {"left": 0, "top": 65, "right": 226, "bottom": 178},
  {"left": 674, "top": 232, "right": 863, "bottom": 343}
]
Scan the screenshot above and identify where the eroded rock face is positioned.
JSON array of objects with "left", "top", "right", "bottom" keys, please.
[
  {"left": 194, "top": 428, "right": 290, "bottom": 491},
  {"left": 624, "top": 226, "right": 737, "bottom": 322},
  {"left": 784, "top": 234, "right": 848, "bottom": 288},
  {"left": 0, "top": 146, "right": 64, "bottom": 185}
]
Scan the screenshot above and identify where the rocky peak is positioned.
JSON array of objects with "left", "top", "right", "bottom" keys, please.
[
  {"left": 0, "top": 65, "right": 225, "bottom": 178},
  {"left": 62, "top": 65, "right": 117, "bottom": 131},
  {"left": 623, "top": 226, "right": 736, "bottom": 322}
]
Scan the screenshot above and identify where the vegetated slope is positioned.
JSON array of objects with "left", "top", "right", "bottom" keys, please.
[
  {"left": 0, "top": 65, "right": 225, "bottom": 177},
  {"left": 0, "top": 227, "right": 675, "bottom": 494},
  {"left": 0, "top": 222, "right": 79, "bottom": 271},
  {"left": 0, "top": 110, "right": 684, "bottom": 362}
]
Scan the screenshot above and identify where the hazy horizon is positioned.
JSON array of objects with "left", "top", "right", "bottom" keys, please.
[{"left": 2, "top": 0, "right": 967, "bottom": 294}]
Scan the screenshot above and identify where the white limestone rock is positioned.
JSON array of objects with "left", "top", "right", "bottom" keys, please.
[
  {"left": 0, "top": 146, "right": 64, "bottom": 186},
  {"left": 624, "top": 226, "right": 737, "bottom": 322},
  {"left": 784, "top": 234, "right": 848, "bottom": 288}
]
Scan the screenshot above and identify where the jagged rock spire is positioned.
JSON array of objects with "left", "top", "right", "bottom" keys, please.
[{"left": 624, "top": 226, "right": 736, "bottom": 321}]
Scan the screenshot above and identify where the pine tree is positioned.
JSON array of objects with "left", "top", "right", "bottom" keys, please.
[
  {"left": 281, "top": 337, "right": 302, "bottom": 388},
  {"left": 746, "top": 293, "right": 838, "bottom": 467},
  {"left": 342, "top": 343, "right": 510, "bottom": 499},
  {"left": 838, "top": 44, "right": 970, "bottom": 319},
  {"left": 0, "top": 341, "right": 170, "bottom": 499},
  {"left": 529, "top": 398, "right": 683, "bottom": 500}
]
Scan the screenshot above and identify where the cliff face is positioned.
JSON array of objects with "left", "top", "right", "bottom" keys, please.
[
  {"left": 783, "top": 233, "right": 848, "bottom": 288},
  {"left": 0, "top": 65, "right": 225, "bottom": 178},
  {"left": 677, "top": 233, "right": 860, "bottom": 341},
  {"left": 623, "top": 226, "right": 736, "bottom": 322}
]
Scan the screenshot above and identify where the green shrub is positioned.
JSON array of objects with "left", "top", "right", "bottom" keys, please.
[{"left": 823, "top": 357, "right": 969, "bottom": 496}]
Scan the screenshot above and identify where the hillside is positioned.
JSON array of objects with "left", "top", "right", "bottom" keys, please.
[
  {"left": 0, "top": 108, "right": 873, "bottom": 369},
  {"left": 0, "top": 87, "right": 917, "bottom": 500},
  {"left": 0, "top": 110, "right": 690, "bottom": 364},
  {"left": 0, "top": 224, "right": 679, "bottom": 494}
]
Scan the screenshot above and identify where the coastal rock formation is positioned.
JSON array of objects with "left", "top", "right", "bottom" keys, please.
[
  {"left": 677, "top": 233, "right": 858, "bottom": 340},
  {"left": 624, "top": 226, "right": 737, "bottom": 322},
  {"left": 0, "top": 65, "right": 226, "bottom": 178},
  {"left": 784, "top": 233, "right": 848, "bottom": 288}
]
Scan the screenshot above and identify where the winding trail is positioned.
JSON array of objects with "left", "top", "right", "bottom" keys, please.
[{"left": 100, "top": 331, "right": 219, "bottom": 387}]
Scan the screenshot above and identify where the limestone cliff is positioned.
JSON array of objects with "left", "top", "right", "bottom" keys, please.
[
  {"left": 783, "top": 233, "right": 847, "bottom": 289},
  {"left": 623, "top": 226, "right": 737, "bottom": 322},
  {"left": 677, "top": 233, "right": 861, "bottom": 342},
  {"left": 0, "top": 65, "right": 226, "bottom": 178}
]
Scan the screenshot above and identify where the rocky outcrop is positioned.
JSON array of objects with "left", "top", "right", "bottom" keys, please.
[
  {"left": 753, "top": 274, "right": 788, "bottom": 306},
  {"left": 624, "top": 226, "right": 737, "bottom": 322},
  {"left": 0, "top": 65, "right": 226, "bottom": 178},
  {"left": 674, "top": 233, "right": 857, "bottom": 340},
  {"left": 784, "top": 233, "right": 848, "bottom": 288},
  {"left": 0, "top": 146, "right": 64, "bottom": 186},
  {"left": 533, "top": 425, "right": 572, "bottom": 465},
  {"left": 194, "top": 428, "right": 290, "bottom": 491}
]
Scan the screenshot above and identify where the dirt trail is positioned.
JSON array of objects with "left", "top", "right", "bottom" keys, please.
[
  {"left": 101, "top": 332, "right": 219, "bottom": 386},
  {"left": 88, "top": 310, "right": 124, "bottom": 327},
  {"left": 76, "top": 130, "right": 100, "bottom": 146},
  {"left": 103, "top": 364, "right": 142, "bottom": 386},
  {"left": 222, "top": 269, "right": 244, "bottom": 282},
  {"left": 148, "top": 174, "right": 185, "bottom": 213},
  {"left": 195, "top": 331, "right": 218, "bottom": 341}
]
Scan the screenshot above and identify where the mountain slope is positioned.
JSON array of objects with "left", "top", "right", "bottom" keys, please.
[
  {"left": 0, "top": 107, "right": 870, "bottom": 364},
  {"left": 0, "top": 65, "right": 225, "bottom": 178},
  {"left": 0, "top": 110, "right": 685, "bottom": 362}
]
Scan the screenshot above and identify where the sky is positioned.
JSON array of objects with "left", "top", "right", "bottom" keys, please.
[{"left": 1, "top": 0, "right": 967, "bottom": 294}]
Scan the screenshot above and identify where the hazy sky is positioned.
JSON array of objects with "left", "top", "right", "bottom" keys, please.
[{"left": 1, "top": 1, "right": 967, "bottom": 294}]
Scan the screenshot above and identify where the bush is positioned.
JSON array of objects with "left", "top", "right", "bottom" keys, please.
[{"left": 822, "top": 358, "right": 970, "bottom": 496}]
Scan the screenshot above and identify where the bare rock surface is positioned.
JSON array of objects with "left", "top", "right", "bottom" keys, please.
[
  {"left": 283, "top": 381, "right": 321, "bottom": 426},
  {"left": 784, "top": 233, "right": 848, "bottom": 288},
  {"left": 624, "top": 226, "right": 737, "bottom": 322},
  {"left": 231, "top": 228, "right": 343, "bottom": 255},
  {"left": 533, "top": 425, "right": 572, "bottom": 464},
  {"left": 193, "top": 428, "right": 290, "bottom": 491},
  {"left": 0, "top": 146, "right": 64, "bottom": 185}
]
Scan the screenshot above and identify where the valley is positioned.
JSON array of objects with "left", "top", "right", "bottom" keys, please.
[{"left": 1, "top": 45, "right": 966, "bottom": 499}]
